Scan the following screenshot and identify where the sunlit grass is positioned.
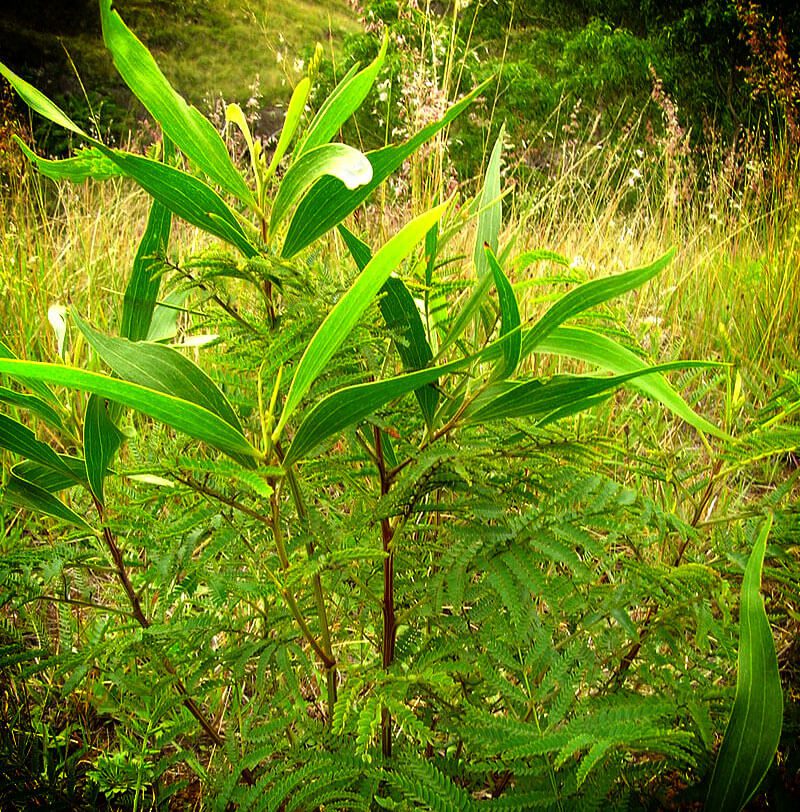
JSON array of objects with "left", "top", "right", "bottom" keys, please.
[{"left": 145, "top": 0, "right": 361, "bottom": 104}]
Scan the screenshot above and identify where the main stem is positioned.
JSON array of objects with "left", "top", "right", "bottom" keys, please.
[
  {"left": 375, "top": 427, "right": 396, "bottom": 759},
  {"left": 271, "top": 448, "right": 338, "bottom": 716},
  {"left": 261, "top": 218, "right": 277, "bottom": 327},
  {"left": 286, "top": 467, "right": 338, "bottom": 711}
]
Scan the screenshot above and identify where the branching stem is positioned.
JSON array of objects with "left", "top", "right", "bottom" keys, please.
[
  {"left": 91, "top": 498, "right": 254, "bottom": 781},
  {"left": 272, "top": 446, "right": 338, "bottom": 714}
]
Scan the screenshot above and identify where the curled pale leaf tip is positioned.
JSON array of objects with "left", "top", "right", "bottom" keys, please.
[{"left": 340, "top": 156, "right": 373, "bottom": 190}]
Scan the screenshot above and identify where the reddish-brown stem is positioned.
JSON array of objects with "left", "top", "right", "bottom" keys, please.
[{"left": 375, "top": 427, "right": 396, "bottom": 759}]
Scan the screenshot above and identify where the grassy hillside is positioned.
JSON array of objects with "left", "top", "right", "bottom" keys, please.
[
  {"left": 114, "top": 0, "right": 360, "bottom": 102},
  {"left": 0, "top": 0, "right": 359, "bottom": 140}
]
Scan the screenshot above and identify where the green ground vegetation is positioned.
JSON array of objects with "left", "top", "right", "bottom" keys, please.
[{"left": 0, "top": 1, "right": 798, "bottom": 809}]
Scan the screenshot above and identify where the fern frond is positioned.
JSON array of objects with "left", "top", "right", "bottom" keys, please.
[{"left": 391, "top": 757, "right": 475, "bottom": 812}]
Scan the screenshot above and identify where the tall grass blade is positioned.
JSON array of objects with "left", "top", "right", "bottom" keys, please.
[
  {"left": 99, "top": 0, "right": 254, "bottom": 207},
  {"left": 275, "top": 203, "right": 448, "bottom": 438},
  {"left": 706, "top": 517, "right": 783, "bottom": 812}
]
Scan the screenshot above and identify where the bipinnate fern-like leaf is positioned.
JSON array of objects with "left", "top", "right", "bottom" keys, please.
[
  {"left": 218, "top": 751, "right": 368, "bottom": 812},
  {"left": 389, "top": 758, "right": 475, "bottom": 812},
  {"left": 356, "top": 695, "right": 383, "bottom": 758}
]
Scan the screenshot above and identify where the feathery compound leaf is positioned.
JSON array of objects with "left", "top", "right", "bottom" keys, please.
[
  {"left": 536, "top": 326, "right": 727, "bottom": 439},
  {"left": 390, "top": 758, "right": 475, "bottom": 812},
  {"left": 521, "top": 248, "right": 676, "bottom": 357},
  {"left": 271, "top": 144, "right": 373, "bottom": 235},
  {"left": 281, "top": 79, "right": 490, "bottom": 257},
  {"left": 3, "top": 473, "right": 91, "bottom": 529},
  {"left": 296, "top": 33, "right": 388, "bottom": 156},
  {"left": 474, "top": 124, "right": 505, "bottom": 277},
  {"left": 174, "top": 456, "right": 274, "bottom": 500},
  {"left": 514, "top": 248, "right": 571, "bottom": 269},
  {"left": 0, "top": 359, "right": 257, "bottom": 460},
  {"left": 706, "top": 517, "right": 783, "bottom": 812},
  {"left": 275, "top": 202, "right": 448, "bottom": 439},
  {"left": 99, "top": 0, "right": 254, "bottom": 207}
]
